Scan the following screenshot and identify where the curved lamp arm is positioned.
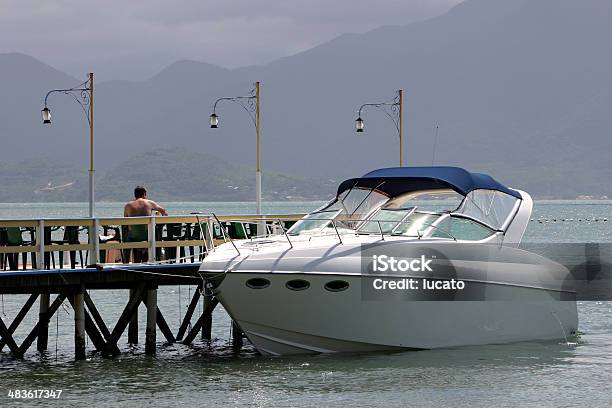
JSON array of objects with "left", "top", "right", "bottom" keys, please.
[{"left": 42, "top": 77, "right": 92, "bottom": 125}]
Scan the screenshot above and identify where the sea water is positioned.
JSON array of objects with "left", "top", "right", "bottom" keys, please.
[{"left": 0, "top": 201, "right": 611, "bottom": 407}]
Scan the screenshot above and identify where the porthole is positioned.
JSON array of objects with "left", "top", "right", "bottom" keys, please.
[
  {"left": 246, "top": 277, "right": 270, "bottom": 289},
  {"left": 324, "top": 280, "right": 349, "bottom": 292},
  {"left": 286, "top": 279, "right": 310, "bottom": 291}
]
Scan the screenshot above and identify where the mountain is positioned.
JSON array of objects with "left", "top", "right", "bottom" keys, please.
[
  {"left": 0, "top": 148, "right": 336, "bottom": 202},
  {"left": 96, "top": 148, "right": 336, "bottom": 202},
  {"left": 0, "top": 158, "right": 86, "bottom": 202},
  {"left": 1, "top": 0, "right": 612, "bottom": 198}
]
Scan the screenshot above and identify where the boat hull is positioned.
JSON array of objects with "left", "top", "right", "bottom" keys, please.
[
  {"left": 202, "top": 240, "right": 578, "bottom": 356},
  {"left": 213, "top": 271, "right": 578, "bottom": 356}
]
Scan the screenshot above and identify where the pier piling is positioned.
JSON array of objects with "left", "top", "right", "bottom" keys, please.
[
  {"left": 37, "top": 293, "right": 50, "bottom": 352},
  {"left": 232, "top": 321, "right": 243, "bottom": 352},
  {"left": 145, "top": 286, "right": 157, "bottom": 355},
  {"left": 73, "top": 288, "right": 86, "bottom": 360},
  {"left": 68, "top": 294, "right": 105, "bottom": 353},
  {"left": 128, "top": 288, "right": 139, "bottom": 344},
  {"left": 202, "top": 293, "right": 213, "bottom": 341},
  {"left": 18, "top": 294, "right": 66, "bottom": 357},
  {"left": 102, "top": 283, "right": 145, "bottom": 356}
]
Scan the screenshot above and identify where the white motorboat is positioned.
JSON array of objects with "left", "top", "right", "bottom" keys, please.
[{"left": 199, "top": 167, "right": 578, "bottom": 355}]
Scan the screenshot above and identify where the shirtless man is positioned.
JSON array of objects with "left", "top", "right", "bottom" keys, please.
[
  {"left": 124, "top": 186, "right": 168, "bottom": 217},
  {"left": 124, "top": 186, "right": 167, "bottom": 262}
]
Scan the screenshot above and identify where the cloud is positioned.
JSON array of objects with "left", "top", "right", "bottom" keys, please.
[{"left": 0, "top": 0, "right": 462, "bottom": 79}]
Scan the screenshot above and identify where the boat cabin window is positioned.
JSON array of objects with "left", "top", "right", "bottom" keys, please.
[
  {"left": 431, "top": 215, "right": 495, "bottom": 241},
  {"left": 455, "top": 189, "right": 520, "bottom": 231},
  {"left": 357, "top": 190, "right": 460, "bottom": 236},
  {"left": 357, "top": 208, "right": 415, "bottom": 234},
  {"left": 286, "top": 209, "right": 342, "bottom": 236},
  {"left": 287, "top": 186, "right": 389, "bottom": 236},
  {"left": 386, "top": 190, "right": 462, "bottom": 213},
  {"left": 392, "top": 212, "right": 441, "bottom": 237}
]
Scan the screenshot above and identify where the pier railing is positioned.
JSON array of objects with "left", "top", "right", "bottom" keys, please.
[{"left": 0, "top": 214, "right": 305, "bottom": 271}]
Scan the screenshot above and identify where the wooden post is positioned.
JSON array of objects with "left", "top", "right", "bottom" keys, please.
[
  {"left": 202, "top": 294, "right": 213, "bottom": 341},
  {"left": 37, "top": 293, "right": 50, "bottom": 352},
  {"left": 145, "top": 286, "right": 157, "bottom": 355},
  {"left": 74, "top": 288, "right": 86, "bottom": 360},
  {"left": 37, "top": 220, "right": 44, "bottom": 270},
  {"left": 92, "top": 219, "right": 100, "bottom": 265},
  {"left": 18, "top": 294, "right": 66, "bottom": 356},
  {"left": 67, "top": 296, "right": 106, "bottom": 352},
  {"left": 140, "top": 296, "right": 175, "bottom": 343},
  {"left": 148, "top": 217, "right": 156, "bottom": 263},
  {"left": 232, "top": 320, "right": 243, "bottom": 351},
  {"left": 128, "top": 288, "right": 138, "bottom": 344},
  {"left": 102, "top": 283, "right": 145, "bottom": 356}
]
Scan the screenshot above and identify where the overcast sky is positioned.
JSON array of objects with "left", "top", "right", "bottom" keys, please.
[{"left": 0, "top": 0, "right": 462, "bottom": 80}]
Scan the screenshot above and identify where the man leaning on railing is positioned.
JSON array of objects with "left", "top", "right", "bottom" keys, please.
[{"left": 124, "top": 186, "right": 168, "bottom": 263}]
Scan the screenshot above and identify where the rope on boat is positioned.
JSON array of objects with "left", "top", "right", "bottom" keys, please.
[{"left": 104, "top": 267, "right": 201, "bottom": 280}]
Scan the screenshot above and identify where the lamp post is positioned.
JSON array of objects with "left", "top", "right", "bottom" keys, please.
[
  {"left": 355, "top": 89, "right": 404, "bottom": 166},
  {"left": 210, "top": 82, "right": 262, "bottom": 215},
  {"left": 42, "top": 73, "right": 97, "bottom": 262}
]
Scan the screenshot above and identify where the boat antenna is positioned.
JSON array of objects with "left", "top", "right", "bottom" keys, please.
[{"left": 431, "top": 122, "right": 439, "bottom": 165}]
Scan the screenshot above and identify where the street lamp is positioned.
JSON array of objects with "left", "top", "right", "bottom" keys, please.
[
  {"left": 209, "top": 113, "right": 219, "bottom": 128},
  {"left": 355, "top": 89, "right": 404, "bottom": 166},
  {"left": 41, "top": 107, "right": 52, "bottom": 124},
  {"left": 41, "top": 73, "right": 97, "bottom": 262},
  {"left": 355, "top": 116, "right": 364, "bottom": 132},
  {"left": 210, "top": 82, "right": 262, "bottom": 216}
]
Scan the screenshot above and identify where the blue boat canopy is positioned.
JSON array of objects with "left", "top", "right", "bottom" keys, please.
[{"left": 337, "top": 166, "right": 521, "bottom": 199}]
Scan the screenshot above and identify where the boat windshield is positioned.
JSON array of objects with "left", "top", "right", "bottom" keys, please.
[
  {"left": 286, "top": 187, "right": 519, "bottom": 239},
  {"left": 357, "top": 208, "right": 441, "bottom": 237},
  {"left": 455, "top": 189, "right": 520, "bottom": 230},
  {"left": 287, "top": 186, "right": 389, "bottom": 236}
]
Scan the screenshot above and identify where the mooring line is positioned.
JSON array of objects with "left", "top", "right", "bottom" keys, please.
[{"left": 105, "top": 267, "right": 201, "bottom": 280}]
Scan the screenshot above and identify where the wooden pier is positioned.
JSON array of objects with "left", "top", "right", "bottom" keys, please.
[{"left": 0, "top": 213, "right": 301, "bottom": 360}]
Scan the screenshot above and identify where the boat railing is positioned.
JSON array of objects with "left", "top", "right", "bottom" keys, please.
[
  {"left": 208, "top": 214, "right": 459, "bottom": 248},
  {"left": 0, "top": 213, "right": 306, "bottom": 271}
]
